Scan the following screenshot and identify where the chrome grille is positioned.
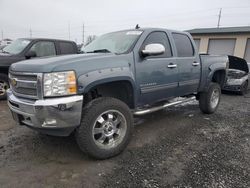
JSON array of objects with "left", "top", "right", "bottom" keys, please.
[{"left": 9, "top": 72, "right": 40, "bottom": 99}]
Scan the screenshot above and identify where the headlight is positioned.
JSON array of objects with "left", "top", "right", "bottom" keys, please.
[{"left": 43, "top": 71, "right": 77, "bottom": 97}]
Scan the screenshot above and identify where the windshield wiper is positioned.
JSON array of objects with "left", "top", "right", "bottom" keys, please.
[
  {"left": 86, "top": 49, "right": 111, "bottom": 53},
  {"left": 1, "top": 50, "right": 10, "bottom": 54}
]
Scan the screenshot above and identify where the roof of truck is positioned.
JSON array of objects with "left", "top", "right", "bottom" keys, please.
[
  {"left": 18, "top": 38, "right": 76, "bottom": 43},
  {"left": 114, "top": 28, "right": 189, "bottom": 34}
]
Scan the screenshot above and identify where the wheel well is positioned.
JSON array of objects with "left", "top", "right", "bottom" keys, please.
[
  {"left": 0, "top": 67, "right": 8, "bottom": 75},
  {"left": 83, "top": 81, "right": 135, "bottom": 109},
  {"left": 212, "top": 70, "right": 226, "bottom": 87}
]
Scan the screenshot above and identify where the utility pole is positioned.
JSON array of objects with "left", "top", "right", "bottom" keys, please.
[
  {"left": 68, "top": 22, "right": 71, "bottom": 40},
  {"left": 217, "top": 8, "right": 222, "bottom": 28},
  {"left": 29, "top": 28, "right": 32, "bottom": 38},
  {"left": 82, "top": 23, "right": 85, "bottom": 46},
  {"left": 1, "top": 30, "right": 3, "bottom": 40}
]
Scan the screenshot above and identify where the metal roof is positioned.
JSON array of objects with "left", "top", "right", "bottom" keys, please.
[{"left": 186, "top": 26, "right": 250, "bottom": 34}]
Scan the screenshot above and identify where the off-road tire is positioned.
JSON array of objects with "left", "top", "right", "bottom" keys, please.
[
  {"left": 199, "top": 83, "right": 221, "bottom": 114},
  {"left": 75, "top": 97, "right": 133, "bottom": 159},
  {"left": 0, "top": 73, "right": 9, "bottom": 100}
]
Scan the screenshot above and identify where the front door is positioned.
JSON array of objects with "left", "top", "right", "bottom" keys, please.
[{"left": 135, "top": 31, "right": 178, "bottom": 105}]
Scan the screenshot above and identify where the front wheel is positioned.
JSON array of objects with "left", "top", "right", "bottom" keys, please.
[
  {"left": 199, "top": 83, "right": 221, "bottom": 114},
  {"left": 75, "top": 97, "right": 133, "bottom": 159}
]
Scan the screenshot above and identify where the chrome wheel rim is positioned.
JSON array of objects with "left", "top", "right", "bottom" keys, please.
[
  {"left": 92, "top": 110, "right": 127, "bottom": 149},
  {"left": 0, "top": 81, "right": 8, "bottom": 96},
  {"left": 210, "top": 89, "right": 220, "bottom": 109}
]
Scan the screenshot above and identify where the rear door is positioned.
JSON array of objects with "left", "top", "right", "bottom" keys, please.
[
  {"left": 172, "top": 33, "right": 200, "bottom": 95},
  {"left": 58, "top": 41, "right": 77, "bottom": 55}
]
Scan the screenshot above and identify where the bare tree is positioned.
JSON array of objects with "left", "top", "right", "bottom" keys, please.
[{"left": 85, "top": 35, "right": 97, "bottom": 45}]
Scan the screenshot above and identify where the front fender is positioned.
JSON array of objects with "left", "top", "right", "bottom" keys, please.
[{"left": 77, "top": 66, "right": 136, "bottom": 94}]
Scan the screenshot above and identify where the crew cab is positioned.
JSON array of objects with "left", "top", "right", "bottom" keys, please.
[
  {"left": 0, "top": 38, "right": 78, "bottom": 99},
  {"left": 7, "top": 28, "right": 228, "bottom": 159}
]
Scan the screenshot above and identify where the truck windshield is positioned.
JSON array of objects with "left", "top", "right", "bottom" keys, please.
[
  {"left": 2, "top": 39, "right": 31, "bottom": 55},
  {"left": 82, "top": 30, "right": 143, "bottom": 54}
]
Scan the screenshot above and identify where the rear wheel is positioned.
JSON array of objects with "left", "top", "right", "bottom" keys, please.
[
  {"left": 0, "top": 73, "right": 9, "bottom": 100},
  {"left": 199, "top": 83, "right": 221, "bottom": 114},
  {"left": 75, "top": 97, "right": 133, "bottom": 159}
]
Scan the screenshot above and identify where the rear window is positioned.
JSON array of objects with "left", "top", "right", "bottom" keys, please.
[
  {"left": 173, "top": 33, "right": 194, "bottom": 57},
  {"left": 59, "top": 42, "right": 75, "bottom": 54}
]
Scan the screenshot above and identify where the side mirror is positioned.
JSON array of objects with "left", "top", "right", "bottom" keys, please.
[
  {"left": 25, "top": 50, "right": 37, "bottom": 59},
  {"left": 141, "top": 43, "right": 165, "bottom": 57}
]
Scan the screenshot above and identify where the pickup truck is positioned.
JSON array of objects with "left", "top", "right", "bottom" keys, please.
[
  {"left": 0, "top": 38, "right": 78, "bottom": 99},
  {"left": 7, "top": 28, "right": 228, "bottom": 159}
]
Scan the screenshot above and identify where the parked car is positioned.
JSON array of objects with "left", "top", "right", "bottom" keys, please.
[
  {"left": 0, "top": 38, "right": 78, "bottom": 99},
  {"left": 223, "top": 55, "right": 249, "bottom": 95},
  {"left": 7, "top": 28, "right": 228, "bottom": 159}
]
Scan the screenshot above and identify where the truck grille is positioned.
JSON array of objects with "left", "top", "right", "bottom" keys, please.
[{"left": 9, "top": 72, "right": 41, "bottom": 99}]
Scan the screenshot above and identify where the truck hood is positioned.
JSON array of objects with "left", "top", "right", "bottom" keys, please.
[
  {"left": 10, "top": 53, "right": 132, "bottom": 76},
  {"left": 228, "top": 55, "right": 249, "bottom": 73}
]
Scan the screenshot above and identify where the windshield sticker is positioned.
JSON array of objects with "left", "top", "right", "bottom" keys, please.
[
  {"left": 126, "top": 31, "right": 143, "bottom": 35},
  {"left": 22, "top": 40, "right": 30, "bottom": 45}
]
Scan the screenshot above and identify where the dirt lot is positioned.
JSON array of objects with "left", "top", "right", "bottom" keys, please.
[{"left": 0, "top": 93, "right": 249, "bottom": 188}]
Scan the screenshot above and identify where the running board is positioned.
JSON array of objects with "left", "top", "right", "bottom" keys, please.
[{"left": 134, "top": 96, "right": 196, "bottom": 115}]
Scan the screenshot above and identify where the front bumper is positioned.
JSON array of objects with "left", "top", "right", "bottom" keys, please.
[
  {"left": 7, "top": 90, "right": 83, "bottom": 136},
  {"left": 223, "top": 76, "right": 248, "bottom": 92},
  {"left": 223, "top": 84, "right": 241, "bottom": 91}
]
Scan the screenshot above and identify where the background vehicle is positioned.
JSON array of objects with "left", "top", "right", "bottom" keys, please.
[
  {"left": 7, "top": 28, "right": 228, "bottom": 159},
  {"left": 0, "top": 45, "right": 7, "bottom": 51},
  {"left": 223, "top": 55, "right": 249, "bottom": 95},
  {"left": 0, "top": 38, "right": 78, "bottom": 99}
]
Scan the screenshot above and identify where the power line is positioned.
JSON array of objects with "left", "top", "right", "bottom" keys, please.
[
  {"left": 68, "top": 21, "right": 71, "bottom": 40},
  {"left": 82, "top": 23, "right": 85, "bottom": 45},
  {"left": 29, "top": 28, "right": 32, "bottom": 38}
]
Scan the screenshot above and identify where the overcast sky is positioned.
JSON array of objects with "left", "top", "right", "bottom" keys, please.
[{"left": 1, "top": 0, "right": 250, "bottom": 43}]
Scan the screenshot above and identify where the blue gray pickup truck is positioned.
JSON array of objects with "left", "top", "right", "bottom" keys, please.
[{"left": 7, "top": 28, "right": 228, "bottom": 159}]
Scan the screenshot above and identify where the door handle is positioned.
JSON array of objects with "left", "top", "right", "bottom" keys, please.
[
  {"left": 192, "top": 61, "right": 200, "bottom": 66},
  {"left": 167, "top": 63, "right": 177, "bottom": 68}
]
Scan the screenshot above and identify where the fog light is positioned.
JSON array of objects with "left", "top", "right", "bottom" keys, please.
[{"left": 42, "top": 119, "right": 57, "bottom": 127}]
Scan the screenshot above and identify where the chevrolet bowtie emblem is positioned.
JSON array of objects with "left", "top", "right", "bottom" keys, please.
[{"left": 11, "top": 78, "right": 17, "bottom": 87}]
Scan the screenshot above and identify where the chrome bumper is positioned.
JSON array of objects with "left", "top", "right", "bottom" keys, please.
[{"left": 7, "top": 90, "right": 83, "bottom": 134}]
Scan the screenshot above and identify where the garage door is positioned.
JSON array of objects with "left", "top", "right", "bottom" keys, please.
[
  {"left": 208, "top": 39, "right": 236, "bottom": 55},
  {"left": 194, "top": 39, "right": 200, "bottom": 52},
  {"left": 244, "top": 39, "right": 250, "bottom": 63}
]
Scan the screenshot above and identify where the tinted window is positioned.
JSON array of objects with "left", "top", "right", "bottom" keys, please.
[
  {"left": 30, "top": 41, "right": 56, "bottom": 57},
  {"left": 59, "top": 42, "right": 75, "bottom": 54},
  {"left": 173, "top": 33, "right": 194, "bottom": 57},
  {"left": 142, "top": 31, "right": 172, "bottom": 58}
]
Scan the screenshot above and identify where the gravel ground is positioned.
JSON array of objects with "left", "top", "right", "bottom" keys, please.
[{"left": 0, "top": 93, "right": 249, "bottom": 188}]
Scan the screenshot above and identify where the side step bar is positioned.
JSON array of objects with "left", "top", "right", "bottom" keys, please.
[{"left": 134, "top": 96, "right": 196, "bottom": 116}]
